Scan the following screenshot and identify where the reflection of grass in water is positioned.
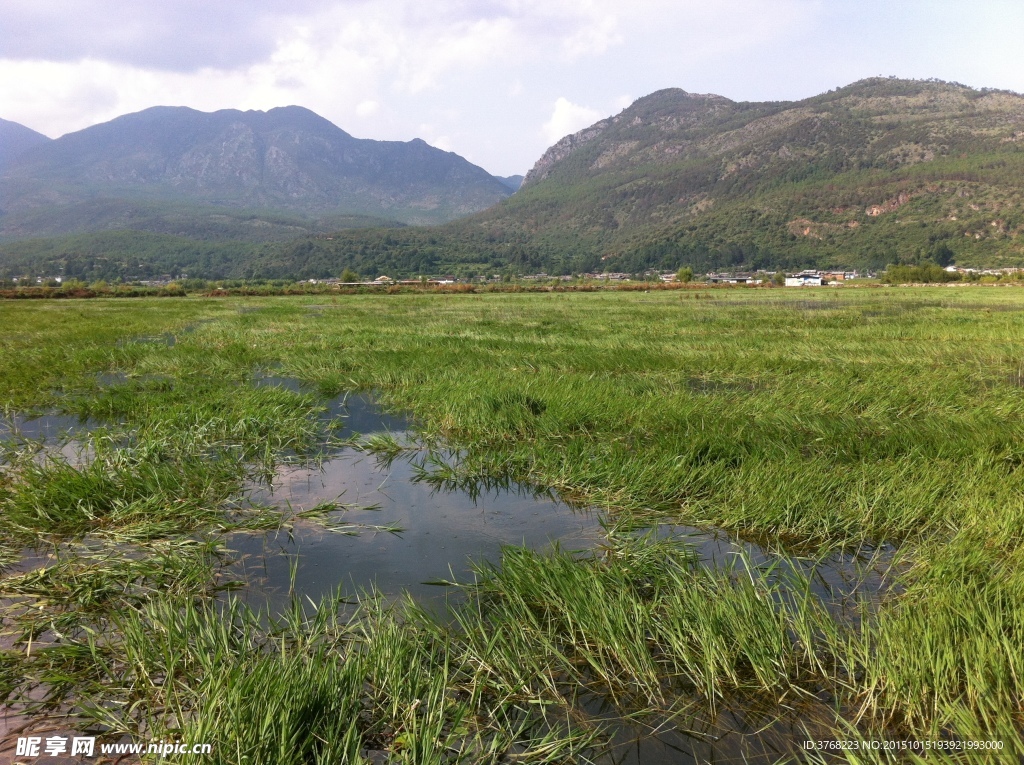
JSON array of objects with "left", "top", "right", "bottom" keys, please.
[{"left": 0, "top": 289, "right": 1023, "bottom": 760}]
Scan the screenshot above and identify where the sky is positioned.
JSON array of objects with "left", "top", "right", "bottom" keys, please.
[{"left": 2, "top": 0, "right": 1023, "bottom": 176}]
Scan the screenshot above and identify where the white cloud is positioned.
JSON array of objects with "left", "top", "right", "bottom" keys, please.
[
  {"left": 431, "top": 135, "right": 454, "bottom": 152},
  {"left": 2, "top": 0, "right": 1023, "bottom": 176},
  {"left": 395, "top": 17, "right": 518, "bottom": 94},
  {"left": 0, "top": 0, "right": 334, "bottom": 72},
  {"left": 543, "top": 97, "right": 602, "bottom": 143},
  {"left": 355, "top": 100, "right": 380, "bottom": 117},
  {"left": 561, "top": 12, "right": 622, "bottom": 60}
]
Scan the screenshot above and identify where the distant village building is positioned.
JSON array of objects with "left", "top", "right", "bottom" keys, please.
[
  {"left": 579, "top": 272, "right": 631, "bottom": 281},
  {"left": 823, "top": 271, "right": 856, "bottom": 281},
  {"left": 785, "top": 271, "right": 824, "bottom": 287},
  {"left": 706, "top": 273, "right": 763, "bottom": 284}
]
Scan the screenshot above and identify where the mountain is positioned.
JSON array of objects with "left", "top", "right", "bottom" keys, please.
[
  {"left": 0, "top": 118, "right": 51, "bottom": 173},
  {"left": 0, "top": 105, "right": 512, "bottom": 238},
  {"left": 8, "top": 78, "right": 1024, "bottom": 282},
  {"left": 497, "top": 175, "right": 524, "bottom": 192},
  {"left": 459, "top": 77, "right": 1024, "bottom": 273}
]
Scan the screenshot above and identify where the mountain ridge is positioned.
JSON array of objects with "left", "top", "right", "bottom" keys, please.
[
  {"left": 0, "top": 105, "right": 512, "bottom": 236},
  {"left": 0, "top": 118, "right": 51, "bottom": 173},
  {"left": 5, "top": 78, "right": 1024, "bottom": 281},
  {"left": 468, "top": 77, "right": 1024, "bottom": 272}
]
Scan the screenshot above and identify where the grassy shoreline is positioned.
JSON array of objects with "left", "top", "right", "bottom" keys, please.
[{"left": 2, "top": 289, "right": 1022, "bottom": 762}]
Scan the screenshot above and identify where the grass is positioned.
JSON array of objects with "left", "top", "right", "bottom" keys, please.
[
  {"left": 1, "top": 287, "right": 1023, "bottom": 761},
  {"left": 67, "top": 594, "right": 599, "bottom": 764}
]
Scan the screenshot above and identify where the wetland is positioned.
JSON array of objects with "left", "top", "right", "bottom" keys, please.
[{"left": 1, "top": 288, "right": 1022, "bottom": 763}]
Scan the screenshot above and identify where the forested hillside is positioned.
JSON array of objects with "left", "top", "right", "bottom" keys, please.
[
  {"left": 471, "top": 77, "right": 1024, "bottom": 273},
  {"left": 5, "top": 78, "right": 1024, "bottom": 280}
]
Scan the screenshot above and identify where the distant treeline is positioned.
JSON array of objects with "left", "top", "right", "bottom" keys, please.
[
  {"left": 2, "top": 198, "right": 1020, "bottom": 284},
  {"left": 5, "top": 79, "right": 1024, "bottom": 282},
  {"left": 880, "top": 262, "right": 1024, "bottom": 284},
  {"left": 2, "top": 169, "right": 1024, "bottom": 282},
  {"left": 0, "top": 278, "right": 805, "bottom": 300},
  {"left": 0, "top": 282, "right": 187, "bottom": 299}
]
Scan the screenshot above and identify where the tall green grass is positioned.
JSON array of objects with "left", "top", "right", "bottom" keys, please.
[{"left": 2, "top": 288, "right": 1024, "bottom": 760}]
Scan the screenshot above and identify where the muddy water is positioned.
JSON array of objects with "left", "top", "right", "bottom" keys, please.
[{"left": 227, "top": 392, "right": 603, "bottom": 610}]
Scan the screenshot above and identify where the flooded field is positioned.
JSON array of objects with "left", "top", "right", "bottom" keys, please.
[
  {"left": 0, "top": 391, "right": 900, "bottom": 763},
  {"left": 230, "top": 392, "right": 602, "bottom": 609},
  {"left": 2, "top": 291, "right": 1022, "bottom": 763},
  {"left": 0, "top": 412, "right": 104, "bottom": 468}
]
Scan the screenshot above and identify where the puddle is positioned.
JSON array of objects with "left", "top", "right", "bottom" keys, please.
[
  {"left": 320, "top": 392, "right": 412, "bottom": 434},
  {"left": 793, "top": 300, "right": 842, "bottom": 311},
  {"left": 860, "top": 300, "right": 944, "bottom": 318},
  {"left": 0, "top": 384, "right": 905, "bottom": 762},
  {"left": 94, "top": 372, "right": 176, "bottom": 392},
  {"left": 226, "top": 392, "right": 602, "bottom": 611},
  {"left": 252, "top": 375, "right": 306, "bottom": 393},
  {"left": 652, "top": 525, "right": 900, "bottom": 620},
  {"left": 253, "top": 378, "right": 411, "bottom": 434},
  {"left": 0, "top": 711, "right": 99, "bottom": 765},
  {"left": 227, "top": 387, "right": 899, "bottom": 626},
  {"left": 94, "top": 371, "right": 129, "bottom": 387},
  {"left": 0, "top": 413, "right": 101, "bottom": 443},
  {"left": 0, "top": 706, "right": 137, "bottom": 765},
  {"left": 578, "top": 529, "right": 899, "bottom": 764},
  {"left": 111, "top": 319, "right": 216, "bottom": 351},
  {"left": 115, "top": 332, "right": 177, "bottom": 348},
  {"left": 0, "top": 413, "right": 103, "bottom": 468},
  {"left": 588, "top": 694, "right": 842, "bottom": 765},
  {"left": 229, "top": 452, "right": 601, "bottom": 611}
]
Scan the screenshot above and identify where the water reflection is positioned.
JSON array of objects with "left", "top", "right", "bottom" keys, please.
[
  {"left": 587, "top": 692, "right": 843, "bottom": 765},
  {"left": 649, "top": 525, "right": 901, "bottom": 620},
  {"left": 227, "top": 393, "right": 602, "bottom": 611},
  {"left": 0, "top": 412, "right": 103, "bottom": 467},
  {"left": 0, "top": 412, "right": 101, "bottom": 443}
]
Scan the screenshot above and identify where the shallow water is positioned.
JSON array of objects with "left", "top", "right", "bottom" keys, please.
[
  {"left": 589, "top": 693, "right": 843, "bottom": 765},
  {"left": 653, "top": 524, "right": 901, "bottom": 619},
  {"left": 252, "top": 374, "right": 306, "bottom": 393},
  {"left": 0, "top": 413, "right": 103, "bottom": 467},
  {"left": 0, "top": 413, "right": 101, "bottom": 443},
  {"left": 115, "top": 332, "right": 178, "bottom": 348},
  {"left": 227, "top": 387, "right": 898, "bottom": 622},
  {"left": 0, "top": 385, "right": 902, "bottom": 762},
  {"left": 575, "top": 527, "right": 900, "bottom": 763},
  {"left": 227, "top": 392, "right": 602, "bottom": 611}
]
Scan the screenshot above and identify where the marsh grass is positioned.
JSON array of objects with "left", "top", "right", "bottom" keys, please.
[
  {"left": 2, "top": 289, "right": 1024, "bottom": 761},
  {"left": 446, "top": 535, "right": 844, "bottom": 709},
  {"left": 62, "top": 594, "right": 599, "bottom": 764}
]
